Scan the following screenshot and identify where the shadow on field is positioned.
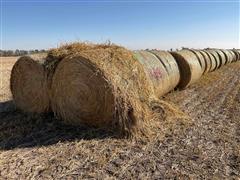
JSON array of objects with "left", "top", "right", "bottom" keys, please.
[{"left": 0, "top": 101, "right": 116, "bottom": 150}]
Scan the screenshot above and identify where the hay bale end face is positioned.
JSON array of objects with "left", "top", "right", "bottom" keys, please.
[
  {"left": 50, "top": 44, "right": 154, "bottom": 135},
  {"left": 51, "top": 55, "right": 115, "bottom": 127},
  {"left": 10, "top": 56, "right": 50, "bottom": 113},
  {"left": 170, "top": 50, "right": 202, "bottom": 89}
]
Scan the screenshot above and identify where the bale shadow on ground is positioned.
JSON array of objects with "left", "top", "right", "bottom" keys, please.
[{"left": 0, "top": 101, "right": 116, "bottom": 150}]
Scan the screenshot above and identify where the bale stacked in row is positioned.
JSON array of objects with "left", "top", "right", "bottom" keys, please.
[
  {"left": 10, "top": 56, "right": 50, "bottom": 113},
  {"left": 170, "top": 50, "right": 202, "bottom": 88},
  {"left": 10, "top": 44, "right": 240, "bottom": 136}
]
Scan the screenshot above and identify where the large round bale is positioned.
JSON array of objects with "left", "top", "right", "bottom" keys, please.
[
  {"left": 170, "top": 50, "right": 202, "bottom": 89},
  {"left": 10, "top": 56, "right": 50, "bottom": 113},
  {"left": 214, "top": 49, "right": 226, "bottom": 68},
  {"left": 198, "top": 50, "right": 212, "bottom": 73},
  {"left": 206, "top": 50, "right": 221, "bottom": 70},
  {"left": 188, "top": 49, "right": 206, "bottom": 74},
  {"left": 232, "top": 49, "right": 240, "bottom": 61},
  {"left": 150, "top": 50, "right": 180, "bottom": 91},
  {"left": 221, "top": 49, "right": 232, "bottom": 64},
  {"left": 203, "top": 50, "right": 217, "bottom": 72},
  {"left": 133, "top": 51, "right": 170, "bottom": 98},
  {"left": 228, "top": 50, "right": 237, "bottom": 62},
  {"left": 49, "top": 44, "right": 155, "bottom": 135}
]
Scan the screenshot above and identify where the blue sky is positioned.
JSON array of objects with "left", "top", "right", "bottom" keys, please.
[{"left": 1, "top": 0, "right": 239, "bottom": 50}]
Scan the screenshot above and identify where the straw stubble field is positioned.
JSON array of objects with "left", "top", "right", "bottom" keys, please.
[{"left": 0, "top": 56, "right": 240, "bottom": 178}]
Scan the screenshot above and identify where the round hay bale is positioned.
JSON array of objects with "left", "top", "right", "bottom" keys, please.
[
  {"left": 170, "top": 50, "right": 202, "bottom": 89},
  {"left": 133, "top": 51, "right": 169, "bottom": 98},
  {"left": 150, "top": 50, "right": 180, "bottom": 91},
  {"left": 188, "top": 49, "right": 206, "bottom": 74},
  {"left": 10, "top": 56, "right": 50, "bottom": 113},
  {"left": 206, "top": 50, "right": 221, "bottom": 70},
  {"left": 213, "top": 49, "right": 226, "bottom": 68},
  {"left": 50, "top": 44, "right": 155, "bottom": 135},
  {"left": 221, "top": 49, "right": 232, "bottom": 64},
  {"left": 198, "top": 50, "right": 212, "bottom": 73},
  {"left": 228, "top": 50, "right": 237, "bottom": 62},
  {"left": 203, "top": 50, "right": 217, "bottom": 72},
  {"left": 232, "top": 49, "right": 240, "bottom": 61}
]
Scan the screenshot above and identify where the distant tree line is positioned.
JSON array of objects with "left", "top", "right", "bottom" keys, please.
[{"left": 0, "top": 49, "right": 47, "bottom": 57}]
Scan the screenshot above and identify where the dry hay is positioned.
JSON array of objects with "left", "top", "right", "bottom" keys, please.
[
  {"left": 150, "top": 50, "right": 180, "bottom": 91},
  {"left": 221, "top": 49, "right": 232, "bottom": 64},
  {"left": 232, "top": 49, "right": 240, "bottom": 61},
  {"left": 188, "top": 49, "right": 206, "bottom": 74},
  {"left": 228, "top": 50, "right": 237, "bottom": 62},
  {"left": 133, "top": 50, "right": 180, "bottom": 98},
  {"left": 213, "top": 49, "right": 226, "bottom": 68},
  {"left": 205, "top": 49, "right": 221, "bottom": 70},
  {"left": 170, "top": 50, "right": 202, "bottom": 89},
  {"left": 46, "top": 43, "right": 189, "bottom": 137},
  {"left": 203, "top": 50, "right": 217, "bottom": 72},
  {"left": 10, "top": 56, "right": 50, "bottom": 113},
  {"left": 198, "top": 50, "right": 212, "bottom": 73}
]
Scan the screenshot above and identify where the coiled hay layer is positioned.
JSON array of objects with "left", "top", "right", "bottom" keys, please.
[
  {"left": 50, "top": 44, "right": 154, "bottom": 135},
  {"left": 10, "top": 56, "right": 49, "bottom": 113},
  {"left": 170, "top": 50, "right": 202, "bottom": 89}
]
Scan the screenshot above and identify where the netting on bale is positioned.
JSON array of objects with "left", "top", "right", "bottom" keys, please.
[
  {"left": 150, "top": 50, "right": 180, "bottom": 91},
  {"left": 170, "top": 50, "right": 202, "bottom": 89},
  {"left": 203, "top": 50, "right": 217, "bottom": 72},
  {"left": 133, "top": 50, "right": 180, "bottom": 98},
  {"left": 188, "top": 49, "right": 206, "bottom": 74},
  {"left": 228, "top": 50, "right": 237, "bottom": 62},
  {"left": 10, "top": 56, "right": 50, "bottom": 113},
  {"left": 232, "top": 49, "right": 240, "bottom": 61},
  {"left": 206, "top": 50, "right": 221, "bottom": 70},
  {"left": 198, "top": 50, "right": 212, "bottom": 73},
  {"left": 221, "top": 50, "right": 232, "bottom": 64},
  {"left": 213, "top": 49, "right": 226, "bottom": 68}
]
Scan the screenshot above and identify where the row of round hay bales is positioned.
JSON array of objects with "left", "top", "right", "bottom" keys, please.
[
  {"left": 10, "top": 43, "right": 181, "bottom": 136},
  {"left": 10, "top": 44, "right": 240, "bottom": 136}
]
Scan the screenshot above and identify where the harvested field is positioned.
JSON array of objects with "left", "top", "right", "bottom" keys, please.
[{"left": 0, "top": 57, "right": 240, "bottom": 178}]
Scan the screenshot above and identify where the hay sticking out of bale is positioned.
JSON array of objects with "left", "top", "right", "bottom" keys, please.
[
  {"left": 170, "top": 50, "right": 202, "bottom": 89},
  {"left": 10, "top": 56, "right": 49, "bottom": 113},
  {"left": 48, "top": 43, "right": 189, "bottom": 137},
  {"left": 49, "top": 43, "right": 157, "bottom": 136}
]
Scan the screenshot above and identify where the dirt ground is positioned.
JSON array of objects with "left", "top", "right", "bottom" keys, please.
[{"left": 0, "top": 57, "right": 240, "bottom": 179}]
